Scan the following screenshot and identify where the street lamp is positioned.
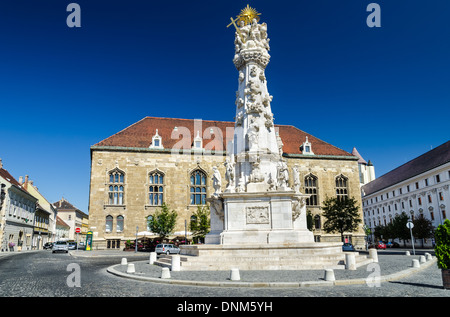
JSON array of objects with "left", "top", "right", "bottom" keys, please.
[{"left": 407, "top": 221, "right": 415, "bottom": 255}]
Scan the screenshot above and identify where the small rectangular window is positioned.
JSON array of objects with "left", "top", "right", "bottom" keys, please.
[{"left": 436, "top": 174, "right": 441, "bottom": 183}]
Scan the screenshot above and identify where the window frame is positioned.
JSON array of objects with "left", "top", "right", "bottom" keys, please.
[{"left": 190, "top": 169, "right": 207, "bottom": 205}]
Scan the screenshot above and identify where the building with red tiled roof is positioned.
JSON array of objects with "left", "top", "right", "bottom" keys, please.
[
  {"left": 53, "top": 197, "right": 89, "bottom": 241},
  {"left": 88, "top": 116, "right": 366, "bottom": 250}
]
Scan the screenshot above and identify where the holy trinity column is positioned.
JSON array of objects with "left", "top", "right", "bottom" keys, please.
[{"left": 225, "top": 5, "right": 290, "bottom": 194}]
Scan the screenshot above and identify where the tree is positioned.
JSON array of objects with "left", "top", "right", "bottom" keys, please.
[
  {"left": 189, "top": 205, "right": 210, "bottom": 243},
  {"left": 413, "top": 215, "right": 434, "bottom": 247},
  {"left": 391, "top": 212, "right": 410, "bottom": 247},
  {"left": 322, "top": 196, "right": 362, "bottom": 243},
  {"left": 147, "top": 203, "right": 177, "bottom": 242}
]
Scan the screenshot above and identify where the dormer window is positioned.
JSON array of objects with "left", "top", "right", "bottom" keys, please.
[
  {"left": 301, "top": 136, "right": 314, "bottom": 155},
  {"left": 150, "top": 129, "right": 163, "bottom": 149},
  {"left": 193, "top": 131, "right": 203, "bottom": 150}
]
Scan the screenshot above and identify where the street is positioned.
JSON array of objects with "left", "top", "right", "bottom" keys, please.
[{"left": 0, "top": 250, "right": 449, "bottom": 299}]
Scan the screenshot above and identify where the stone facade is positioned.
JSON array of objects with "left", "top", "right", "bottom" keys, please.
[{"left": 88, "top": 137, "right": 365, "bottom": 249}]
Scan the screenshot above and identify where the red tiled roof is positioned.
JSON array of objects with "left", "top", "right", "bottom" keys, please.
[
  {"left": 56, "top": 216, "right": 70, "bottom": 228},
  {"left": 0, "top": 168, "right": 22, "bottom": 187},
  {"left": 92, "top": 117, "right": 353, "bottom": 157}
]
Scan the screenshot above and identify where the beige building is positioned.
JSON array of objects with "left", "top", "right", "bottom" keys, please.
[
  {"left": 88, "top": 117, "right": 366, "bottom": 250},
  {"left": 53, "top": 198, "right": 89, "bottom": 242}
]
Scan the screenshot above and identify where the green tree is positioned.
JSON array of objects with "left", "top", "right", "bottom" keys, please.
[
  {"left": 435, "top": 219, "right": 450, "bottom": 270},
  {"left": 147, "top": 203, "right": 177, "bottom": 242},
  {"left": 189, "top": 205, "right": 210, "bottom": 243},
  {"left": 391, "top": 212, "right": 410, "bottom": 247},
  {"left": 413, "top": 215, "right": 434, "bottom": 247},
  {"left": 322, "top": 196, "right": 362, "bottom": 243}
]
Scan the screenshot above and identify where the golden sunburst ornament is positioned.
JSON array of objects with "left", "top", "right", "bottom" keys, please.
[{"left": 237, "top": 5, "right": 261, "bottom": 25}]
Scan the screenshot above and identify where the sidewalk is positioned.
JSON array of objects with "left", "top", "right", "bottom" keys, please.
[{"left": 106, "top": 250, "right": 438, "bottom": 288}]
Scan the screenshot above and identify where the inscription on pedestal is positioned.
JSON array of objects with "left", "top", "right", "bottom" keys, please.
[{"left": 246, "top": 206, "right": 270, "bottom": 224}]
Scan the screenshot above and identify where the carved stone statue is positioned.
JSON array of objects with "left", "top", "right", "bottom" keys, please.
[
  {"left": 224, "top": 158, "right": 235, "bottom": 191},
  {"left": 277, "top": 159, "right": 289, "bottom": 190},
  {"left": 212, "top": 166, "right": 222, "bottom": 196},
  {"left": 293, "top": 164, "right": 301, "bottom": 193}
]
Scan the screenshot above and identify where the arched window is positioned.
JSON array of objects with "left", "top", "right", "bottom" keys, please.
[
  {"left": 108, "top": 170, "right": 125, "bottom": 205},
  {"left": 105, "top": 215, "right": 113, "bottom": 232},
  {"left": 116, "top": 215, "right": 124, "bottom": 232},
  {"left": 149, "top": 171, "right": 164, "bottom": 206},
  {"left": 314, "top": 215, "right": 321, "bottom": 229},
  {"left": 335, "top": 174, "right": 348, "bottom": 200},
  {"left": 304, "top": 174, "right": 318, "bottom": 206},
  {"left": 190, "top": 169, "right": 207, "bottom": 205}
]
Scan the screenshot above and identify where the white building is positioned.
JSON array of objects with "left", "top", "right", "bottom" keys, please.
[
  {"left": 352, "top": 147, "right": 375, "bottom": 187},
  {"left": 362, "top": 140, "right": 450, "bottom": 245}
]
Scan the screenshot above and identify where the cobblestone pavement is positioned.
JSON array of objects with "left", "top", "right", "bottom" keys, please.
[
  {"left": 0, "top": 249, "right": 449, "bottom": 298},
  {"left": 104, "top": 249, "right": 450, "bottom": 296}
]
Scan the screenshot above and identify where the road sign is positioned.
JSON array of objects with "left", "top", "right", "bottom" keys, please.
[
  {"left": 75, "top": 228, "right": 81, "bottom": 233},
  {"left": 406, "top": 222, "right": 414, "bottom": 229}
]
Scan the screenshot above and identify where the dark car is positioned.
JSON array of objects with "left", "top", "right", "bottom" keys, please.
[
  {"left": 43, "top": 242, "right": 53, "bottom": 250},
  {"left": 68, "top": 242, "right": 77, "bottom": 250}
]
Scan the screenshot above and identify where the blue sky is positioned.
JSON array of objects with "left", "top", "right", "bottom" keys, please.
[{"left": 0, "top": 0, "right": 449, "bottom": 213}]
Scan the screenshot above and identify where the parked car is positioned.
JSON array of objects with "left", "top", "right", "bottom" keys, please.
[
  {"left": 52, "top": 241, "right": 69, "bottom": 253},
  {"left": 77, "top": 242, "right": 86, "bottom": 250},
  {"left": 155, "top": 244, "right": 181, "bottom": 255},
  {"left": 68, "top": 242, "right": 77, "bottom": 250},
  {"left": 376, "top": 242, "right": 386, "bottom": 249},
  {"left": 43, "top": 242, "right": 53, "bottom": 250},
  {"left": 342, "top": 243, "right": 354, "bottom": 251}
]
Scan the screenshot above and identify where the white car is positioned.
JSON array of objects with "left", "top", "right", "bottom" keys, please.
[
  {"left": 52, "top": 241, "right": 69, "bottom": 253},
  {"left": 155, "top": 244, "right": 180, "bottom": 255}
]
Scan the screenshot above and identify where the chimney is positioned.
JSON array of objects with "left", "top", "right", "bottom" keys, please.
[
  {"left": 24, "top": 175, "right": 29, "bottom": 189},
  {"left": 0, "top": 158, "right": 2, "bottom": 169},
  {"left": 19, "top": 176, "right": 23, "bottom": 184}
]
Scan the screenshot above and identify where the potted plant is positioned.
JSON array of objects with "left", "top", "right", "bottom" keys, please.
[{"left": 434, "top": 219, "right": 450, "bottom": 289}]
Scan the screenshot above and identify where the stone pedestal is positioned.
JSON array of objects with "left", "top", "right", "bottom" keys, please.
[{"left": 206, "top": 190, "right": 313, "bottom": 245}]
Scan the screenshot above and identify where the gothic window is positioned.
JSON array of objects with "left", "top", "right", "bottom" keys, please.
[
  {"left": 149, "top": 171, "right": 164, "bottom": 206},
  {"left": 105, "top": 215, "right": 113, "bottom": 232},
  {"left": 335, "top": 174, "right": 348, "bottom": 200},
  {"left": 116, "top": 215, "right": 124, "bottom": 232},
  {"left": 304, "top": 174, "right": 318, "bottom": 206},
  {"left": 108, "top": 169, "right": 125, "bottom": 205},
  {"left": 190, "top": 169, "right": 207, "bottom": 205},
  {"left": 314, "top": 215, "right": 321, "bottom": 229}
]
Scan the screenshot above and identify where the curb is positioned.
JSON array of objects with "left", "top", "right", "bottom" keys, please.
[{"left": 106, "top": 257, "right": 437, "bottom": 288}]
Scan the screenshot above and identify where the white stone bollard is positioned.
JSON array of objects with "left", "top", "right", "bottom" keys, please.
[
  {"left": 419, "top": 255, "right": 426, "bottom": 264},
  {"left": 149, "top": 252, "right": 157, "bottom": 265},
  {"left": 160, "top": 267, "right": 171, "bottom": 279},
  {"left": 345, "top": 253, "right": 356, "bottom": 270},
  {"left": 229, "top": 268, "right": 240, "bottom": 281},
  {"left": 323, "top": 269, "right": 335, "bottom": 281},
  {"left": 171, "top": 255, "right": 181, "bottom": 272},
  {"left": 369, "top": 248, "right": 378, "bottom": 263},
  {"left": 405, "top": 251, "right": 410, "bottom": 256},
  {"left": 425, "top": 253, "right": 432, "bottom": 261},
  {"left": 126, "top": 263, "right": 135, "bottom": 274},
  {"left": 412, "top": 259, "right": 420, "bottom": 268},
  {"left": 121, "top": 258, "right": 127, "bottom": 265}
]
